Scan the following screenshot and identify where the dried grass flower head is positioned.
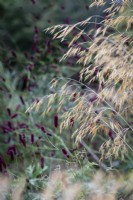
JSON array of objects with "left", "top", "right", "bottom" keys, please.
[{"left": 28, "top": 0, "right": 133, "bottom": 160}]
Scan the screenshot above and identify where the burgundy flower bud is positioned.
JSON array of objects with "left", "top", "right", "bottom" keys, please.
[
  {"left": 70, "top": 117, "right": 74, "bottom": 127},
  {"left": 109, "top": 131, "right": 114, "bottom": 140},
  {"left": 23, "top": 76, "right": 28, "bottom": 86},
  {"left": 11, "top": 113, "right": 18, "bottom": 119},
  {"left": 7, "top": 108, "right": 11, "bottom": 117},
  {"left": 31, "top": 0, "right": 36, "bottom": 4},
  {"left": 19, "top": 134, "right": 26, "bottom": 147},
  {"left": 41, "top": 126, "right": 46, "bottom": 133},
  {"left": 35, "top": 123, "right": 42, "bottom": 129},
  {"left": 54, "top": 115, "right": 59, "bottom": 128},
  {"left": 7, "top": 121, "right": 14, "bottom": 130},
  {"left": 19, "top": 96, "right": 25, "bottom": 105},
  {"left": 30, "top": 134, "right": 34, "bottom": 144},
  {"left": 1, "top": 125, "right": 11, "bottom": 133},
  {"left": 11, "top": 50, "right": 16, "bottom": 57},
  {"left": 18, "top": 123, "right": 28, "bottom": 129},
  {"left": 47, "top": 132, "right": 52, "bottom": 137},
  {"left": 72, "top": 93, "right": 77, "bottom": 101},
  {"left": 40, "top": 156, "right": 44, "bottom": 169},
  {"left": 62, "top": 149, "right": 70, "bottom": 158}
]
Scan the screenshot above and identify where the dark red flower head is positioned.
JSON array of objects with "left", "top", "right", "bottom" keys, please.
[
  {"left": 30, "top": 134, "right": 34, "bottom": 144},
  {"left": 54, "top": 115, "right": 59, "bottom": 128},
  {"left": 40, "top": 156, "right": 44, "bottom": 169},
  {"left": 7, "top": 146, "right": 17, "bottom": 160},
  {"left": 19, "top": 134, "right": 26, "bottom": 147},
  {"left": 62, "top": 149, "right": 70, "bottom": 158}
]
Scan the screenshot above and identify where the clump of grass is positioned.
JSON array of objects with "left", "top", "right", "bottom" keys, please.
[
  {"left": 28, "top": 0, "right": 133, "bottom": 161},
  {"left": 1, "top": 169, "right": 133, "bottom": 200}
]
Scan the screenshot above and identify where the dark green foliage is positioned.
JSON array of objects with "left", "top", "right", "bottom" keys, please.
[{"left": 0, "top": 0, "right": 94, "bottom": 173}]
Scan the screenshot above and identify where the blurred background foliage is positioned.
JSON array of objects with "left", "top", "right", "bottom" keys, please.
[
  {"left": 0, "top": 0, "right": 133, "bottom": 199},
  {"left": 0, "top": 0, "right": 99, "bottom": 173}
]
